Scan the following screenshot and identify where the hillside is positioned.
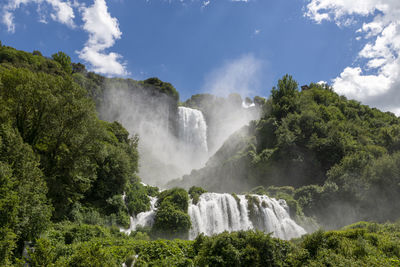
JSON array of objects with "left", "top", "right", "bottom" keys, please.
[{"left": 169, "top": 75, "right": 400, "bottom": 228}]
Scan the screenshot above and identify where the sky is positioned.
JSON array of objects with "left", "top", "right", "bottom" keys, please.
[{"left": 1, "top": 0, "right": 399, "bottom": 114}]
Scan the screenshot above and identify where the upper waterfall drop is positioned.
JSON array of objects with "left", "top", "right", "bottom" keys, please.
[{"left": 178, "top": 106, "right": 208, "bottom": 153}]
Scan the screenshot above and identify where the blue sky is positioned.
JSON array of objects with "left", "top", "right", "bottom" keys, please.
[{"left": 1, "top": 0, "right": 400, "bottom": 113}]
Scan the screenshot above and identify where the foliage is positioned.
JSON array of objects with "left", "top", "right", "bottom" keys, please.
[
  {"left": 0, "top": 45, "right": 143, "bottom": 262},
  {"left": 288, "top": 222, "right": 400, "bottom": 266},
  {"left": 0, "top": 66, "right": 99, "bottom": 218},
  {"left": 0, "top": 123, "right": 52, "bottom": 263},
  {"left": 51, "top": 51, "right": 72, "bottom": 74},
  {"left": 156, "top": 187, "right": 189, "bottom": 212},
  {"left": 0, "top": 163, "right": 18, "bottom": 266},
  {"left": 188, "top": 186, "right": 207, "bottom": 205},
  {"left": 152, "top": 188, "right": 191, "bottom": 239},
  {"left": 125, "top": 179, "right": 158, "bottom": 216},
  {"left": 194, "top": 231, "right": 291, "bottom": 266},
  {"left": 22, "top": 221, "right": 400, "bottom": 266},
  {"left": 26, "top": 222, "right": 194, "bottom": 266},
  {"left": 142, "top": 77, "right": 179, "bottom": 102}
]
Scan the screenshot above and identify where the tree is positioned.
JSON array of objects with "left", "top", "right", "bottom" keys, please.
[
  {"left": 271, "top": 74, "right": 299, "bottom": 120},
  {"left": 152, "top": 188, "right": 191, "bottom": 239},
  {"left": 72, "top": 63, "right": 86, "bottom": 74},
  {"left": 0, "top": 162, "right": 18, "bottom": 265},
  {"left": 152, "top": 202, "right": 191, "bottom": 239},
  {"left": 0, "top": 67, "right": 100, "bottom": 219},
  {"left": 51, "top": 51, "right": 72, "bottom": 74},
  {"left": 0, "top": 123, "right": 52, "bottom": 261},
  {"left": 32, "top": 50, "right": 42, "bottom": 57}
]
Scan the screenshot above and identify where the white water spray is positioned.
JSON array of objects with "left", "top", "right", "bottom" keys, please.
[
  {"left": 122, "top": 193, "right": 306, "bottom": 240},
  {"left": 121, "top": 197, "right": 157, "bottom": 235}
]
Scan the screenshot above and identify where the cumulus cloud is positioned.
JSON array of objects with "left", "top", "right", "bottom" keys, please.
[
  {"left": 1, "top": 0, "right": 75, "bottom": 33},
  {"left": 305, "top": 0, "right": 400, "bottom": 114},
  {"left": 203, "top": 54, "right": 263, "bottom": 97},
  {"left": 1, "top": 0, "right": 128, "bottom": 77},
  {"left": 47, "top": 0, "right": 75, "bottom": 26},
  {"left": 77, "top": 0, "right": 128, "bottom": 76}
]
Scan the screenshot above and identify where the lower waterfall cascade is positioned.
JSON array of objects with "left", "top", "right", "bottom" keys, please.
[{"left": 122, "top": 193, "right": 306, "bottom": 240}]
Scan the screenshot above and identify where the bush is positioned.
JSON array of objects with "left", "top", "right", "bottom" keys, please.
[
  {"left": 152, "top": 202, "right": 191, "bottom": 239},
  {"left": 156, "top": 188, "right": 189, "bottom": 212},
  {"left": 188, "top": 186, "right": 207, "bottom": 205},
  {"left": 125, "top": 181, "right": 152, "bottom": 216},
  {"left": 194, "top": 231, "right": 291, "bottom": 266},
  {"left": 67, "top": 241, "right": 119, "bottom": 267}
]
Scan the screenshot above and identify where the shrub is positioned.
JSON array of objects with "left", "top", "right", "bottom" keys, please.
[
  {"left": 152, "top": 202, "right": 191, "bottom": 239},
  {"left": 188, "top": 186, "right": 207, "bottom": 205}
]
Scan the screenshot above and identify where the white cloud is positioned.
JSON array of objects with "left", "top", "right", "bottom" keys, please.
[
  {"left": 201, "top": 0, "right": 210, "bottom": 8},
  {"left": 2, "top": 0, "right": 127, "bottom": 77},
  {"left": 47, "top": 0, "right": 75, "bottom": 26},
  {"left": 1, "top": 0, "right": 75, "bottom": 32},
  {"left": 305, "top": 0, "right": 400, "bottom": 115},
  {"left": 77, "top": 0, "right": 128, "bottom": 76},
  {"left": 2, "top": 11, "right": 15, "bottom": 32},
  {"left": 203, "top": 54, "right": 263, "bottom": 97}
]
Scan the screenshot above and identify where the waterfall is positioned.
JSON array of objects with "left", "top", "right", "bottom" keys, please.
[
  {"left": 188, "top": 193, "right": 306, "bottom": 240},
  {"left": 188, "top": 193, "right": 252, "bottom": 239},
  {"left": 122, "top": 193, "right": 306, "bottom": 240},
  {"left": 178, "top": 107, "right": 208, "bottom": 153}
]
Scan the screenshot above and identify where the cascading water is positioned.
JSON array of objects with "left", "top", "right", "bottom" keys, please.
[
  {"left": 121, "top": 197, "right": 157, "bottom": 235},
  {"left": 178, "top": 107, "right": 208, "bottom": 153},
  {"left": 122, "top": 193, "right": 306, "bottom": 240},
  {"left": 188, "top": 193, "right": 306, "bottom": 240},
  {"left": 188, "top": 193, "right": 252, "bottom": 239}
]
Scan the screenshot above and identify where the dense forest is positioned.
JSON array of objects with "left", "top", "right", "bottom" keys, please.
[{"left": 1, "top": 43, "right": 400, "bottom": 266}]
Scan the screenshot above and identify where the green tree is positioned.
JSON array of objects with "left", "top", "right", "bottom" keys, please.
[
  {"left": 0, "top": 162, "right": 18, "bottom": 265},
  {"left": 271, "top": 74, "right": 299, "bottom": 120},
  {"left": 152, "top": 188, "right": 191, "bottom": 239},
  {"left": 188, "top": 186, "right": 207, "bottom": 205},
  {"left": 0, "top": 67, "right": 100, "bottom": 219},
  {"left": 152, "top": 202, "right": 191, "bottom": 239},
  {"left": 51, "top": 51, "right": 72, "bottom": 74},
  {"left": 0, "top": 124, "right": 52, "bottom": 241}
]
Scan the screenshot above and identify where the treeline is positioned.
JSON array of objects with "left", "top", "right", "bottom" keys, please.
[{"left": 171, "top": 75, "right": 400, "bottom": 229}]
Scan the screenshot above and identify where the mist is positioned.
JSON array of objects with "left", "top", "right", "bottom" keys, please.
[
  {"left": 99, "top": 79, "right": 261, "bottom": 187},
  {"left": 99, "top": 80, "right": 259, "bottom": 187}
]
